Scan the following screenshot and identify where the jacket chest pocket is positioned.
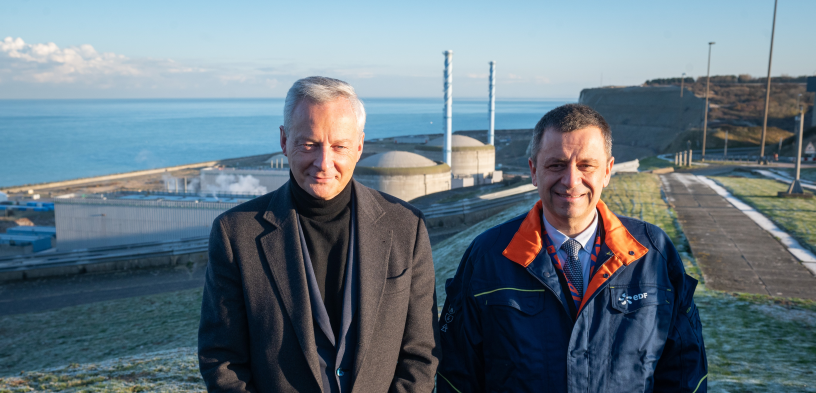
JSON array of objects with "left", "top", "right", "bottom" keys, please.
[
  {"left": 608, "top": 284, "right": 669, "bottom": 314},
  {"left": 383, "top": 267, "right": 411, "bottom": 294},
  {"left": 477, "top": 288, "right": 546, "bottom": 315}
]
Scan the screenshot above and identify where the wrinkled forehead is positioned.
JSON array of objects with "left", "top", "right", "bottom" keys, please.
[
  {"left": 539, "top": 127, "right": 608, "bottom": 160},
  {"left": 289, "top": 99, "right": 360, "bottom": 140}
]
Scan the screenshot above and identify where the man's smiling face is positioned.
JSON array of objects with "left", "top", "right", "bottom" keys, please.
[
  {"left": 529, "top": 126, "right": 613, "bottom": 235},
  {"left": 280, "top": 97, "right": 364, "bottom": 200}
]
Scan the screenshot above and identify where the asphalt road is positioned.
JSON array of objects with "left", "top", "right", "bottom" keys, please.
[{"left": 0, "top": 262, "right": 207, "bottom": 316}]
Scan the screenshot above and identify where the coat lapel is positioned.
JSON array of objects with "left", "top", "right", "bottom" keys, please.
[
  {"left": 260, "top": 181, "right": 323, "bottom": 390},
  {"left": 350, "top": 181, "right": 392, "bottom": 381}
]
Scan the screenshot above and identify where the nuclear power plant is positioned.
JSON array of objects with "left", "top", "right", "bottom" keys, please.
[
  {"left": 415, "top": 135, "right": 501, "bottom": 187},
  {"left": 2, "top": 49, "right": 506, "bottom": 262},
  {"left": 354, "top": 151, "right": 451, "bottom": 201}
]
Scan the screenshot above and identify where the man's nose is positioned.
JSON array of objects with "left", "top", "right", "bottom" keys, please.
[
  {"left": 314, "top": 146, "right": 332, "bottom": 171},
  {"left": 561, "top": 165, "right": 582, "bottom": 188}
]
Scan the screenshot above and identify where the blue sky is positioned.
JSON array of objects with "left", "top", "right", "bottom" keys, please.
[{"left": 1, "top": 0, "right": 814, "bottom": 99}]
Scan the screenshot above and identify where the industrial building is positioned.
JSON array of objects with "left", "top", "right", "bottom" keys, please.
[
  {"left": 55, "top": 192, "right": 251, "bottom": 251},
  {"left": 354, "top": 151, "right": 451, "bottom": 201},
  {"left": 415, "top": 135, "right": 502, "bottom": 188},
  {"left": 0, "top": 226, "right": 57, "bottom": 256},
  {"left": 0, "top": 234, "right": 52, "bottom": 254}
]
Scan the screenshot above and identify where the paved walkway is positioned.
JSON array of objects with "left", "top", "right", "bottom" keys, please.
[{"left": 662, "top": 171, "right": 816, "bottom": 300}]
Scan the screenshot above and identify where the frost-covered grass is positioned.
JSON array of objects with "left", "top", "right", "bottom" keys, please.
[
  {"left": 604, "top": 173, "right": 682, "bottom": 245},
  {"left": 0, "top": 348, "right": 204, "bottom": 392},
  {"left": 0, "top": 287, "right": 201, "bottom": 376},
  {"left": 696, "top": 284, "right": 816, "bottom": 392},
  {"left": 773, "top": 167, "right": 816, "bottom": 183},
  {"left": 2, "top": 173, "right": 816, "bottom": 391},
  {"left": 710, "top": 175, "right": 816, "bottom": 254},
  {"left": 638, "top": 156, "right": 676, "bottom": 171}
]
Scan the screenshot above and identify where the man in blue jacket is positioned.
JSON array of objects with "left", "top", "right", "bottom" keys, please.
[{"left": 437, "top": 104, "right": 707, "bottom": 392}]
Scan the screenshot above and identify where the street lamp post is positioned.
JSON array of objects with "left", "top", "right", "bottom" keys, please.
[
  {"left": 778, "top": 104, "right": 811, "bottom": 198},
  {"left": 760, "top": 0, "right": 779, "bottom": 163},
  {"left": 681, "top": 72, "right": 686, "bottom": 97},
  {"left": 702, "top": 41, "right": 715, "bottom": 162}
]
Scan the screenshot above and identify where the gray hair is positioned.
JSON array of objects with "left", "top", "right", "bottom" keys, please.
[
  {"left": 283, "top": 76, "right": 366, "bottom": 136},
  {"left": 527, "top": 103, "right": 613, "bottom": 164}
]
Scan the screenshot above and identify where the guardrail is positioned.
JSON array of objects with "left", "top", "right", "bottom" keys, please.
[
  {"left": 0, "top": 237, "right": 209, "bottom": 280},
  {"left": 422, "top": 190, "right": 538, "bottom": 219}
]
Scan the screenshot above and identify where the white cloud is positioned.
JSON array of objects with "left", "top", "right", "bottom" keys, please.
[
  {"left": 0, "top": 37, "right": 281, "bottom": 95},
  {"left": 1, "top": 37, "right": 144, "bottom": 83},
  {"left": 466, "top": 73, "right": 488, "bottom": 79}
]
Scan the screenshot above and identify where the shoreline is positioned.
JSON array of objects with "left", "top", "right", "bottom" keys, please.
[{"left": 1, "top": 153, "right": 273, "bottom": 194}]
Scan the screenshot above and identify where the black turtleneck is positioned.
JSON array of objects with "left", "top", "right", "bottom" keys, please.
[{"left": 290, "top": 172, "right": 352, "bottom": 339}]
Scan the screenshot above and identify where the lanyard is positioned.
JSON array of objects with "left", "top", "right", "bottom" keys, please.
[{"left": 542, "top": 228, "right": 602, "bottom": 311}]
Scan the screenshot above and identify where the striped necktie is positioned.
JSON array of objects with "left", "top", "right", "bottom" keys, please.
[{"left": 561, "top": 238, "right": 584, "bottom": 298}]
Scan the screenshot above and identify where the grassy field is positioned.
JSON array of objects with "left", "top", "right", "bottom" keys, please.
[
  {"left": 637, "top": 156, "right": 676, "bottom": 171},
  {"left": 773, "top": 167, "right": 816, "bottom": 183},
  {"left": 2, "top": 173, "right": 816, "bottom": 392},
  {"left": 710, "top": 175, "right": 816, "bottom": 254}
]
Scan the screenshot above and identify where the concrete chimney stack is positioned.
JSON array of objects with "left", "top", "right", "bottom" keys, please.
[
  {"left": 443, "top": 50, "right": 453, "bottom": 166},
  {"left": 488, "top": 61, "right": 496, "bottom": 146}
]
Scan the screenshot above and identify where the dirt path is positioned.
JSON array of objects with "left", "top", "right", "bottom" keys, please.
[{"left": 662, "top": 170, "right": 816, "bottom": 300}]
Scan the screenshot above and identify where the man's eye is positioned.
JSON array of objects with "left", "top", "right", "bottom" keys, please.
[
  {"left": 302, "top": 143, "right": 317, "bottom": 150},
  {"left": 334, "top": 145, "right": 348, "bottom": 151}
]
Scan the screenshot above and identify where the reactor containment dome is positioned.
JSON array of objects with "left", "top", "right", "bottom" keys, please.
[
  {"left": 354, "top": 151, "right": 451, "bottom": 201},
  {"left": 415, "top": 134, "right": 501, "bottom": 188}
]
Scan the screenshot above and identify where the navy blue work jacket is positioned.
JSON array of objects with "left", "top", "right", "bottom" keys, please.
[{"left": 437, "top": 200, "right": 707, "bottom": 393}]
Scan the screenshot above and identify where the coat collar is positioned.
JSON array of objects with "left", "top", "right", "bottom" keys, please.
[
  {"left": 502, "top": 199, "right": 648, "bottom": 311},
  {"left": 348, "top": 180, "right": 392, "bottom": 385},
  {"left": 259, "top": 180, "right": 324, "bottom": 390}
]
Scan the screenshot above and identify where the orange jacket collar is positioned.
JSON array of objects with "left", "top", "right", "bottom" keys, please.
[{"left": 501, "top": 199, "right": 649, "bottom": 310}]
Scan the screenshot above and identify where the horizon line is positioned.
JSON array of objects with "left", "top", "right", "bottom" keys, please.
[{"left": 0, "top": 96, "right": 580, "bottom": 101}]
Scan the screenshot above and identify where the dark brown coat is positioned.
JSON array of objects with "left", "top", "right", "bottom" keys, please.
[{"left": 198, "top": 180, "right": 441, "bottom": 392}]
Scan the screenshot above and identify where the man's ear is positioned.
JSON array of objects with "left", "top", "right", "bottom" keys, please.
[
  {"left": 603, "top": 156, "right": 615, "bottom": 187},
  {"left": 279, "top": 126, "right": 288, "bottom": 156},
  {"left": 528, "top": 157, "right": 538, "bottom": 187}
]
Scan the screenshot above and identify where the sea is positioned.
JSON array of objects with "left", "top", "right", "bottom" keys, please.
[{"left": 0, "top": 98, "right": 571, "bottom": 188}]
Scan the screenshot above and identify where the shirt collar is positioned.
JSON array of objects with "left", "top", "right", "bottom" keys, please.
[{"left": 542, "top": 208, "right": 598, "bottom": 253}]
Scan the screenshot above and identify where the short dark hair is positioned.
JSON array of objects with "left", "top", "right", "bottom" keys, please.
[{"left": 527, "top": 103, "right": 612, "bottom": 163}]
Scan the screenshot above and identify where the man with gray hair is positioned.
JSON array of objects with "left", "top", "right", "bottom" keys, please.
[{"left": 199, "top": 76, "right": 441, "bottom": 392}]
